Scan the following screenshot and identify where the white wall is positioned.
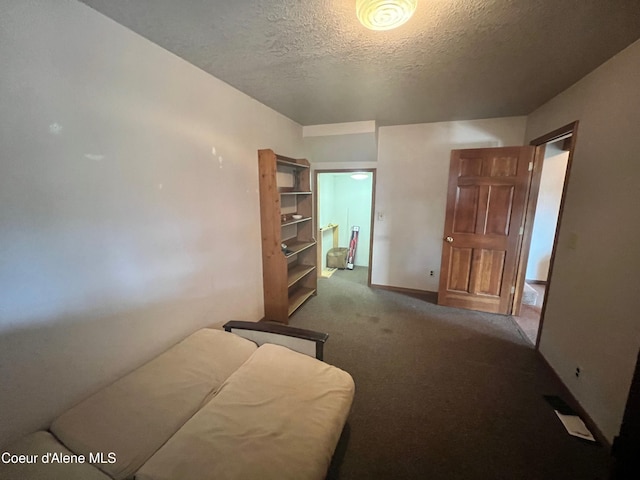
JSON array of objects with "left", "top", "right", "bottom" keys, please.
[
  {"left": 318, "top": 175, "right": 336, "bottom": 230},
  {"left": 0, "top": 0, "right": 303, "bottom": 446},
  {"left": 305, "top": 134, "right": 378, "bottom": 164},
  {"left": 317, "top": 175, "right": 336, "bottom": 271},
  {"left": 371, "top": 117, "right": 527, "bottom": 291},
  {"left": 303, "top": 121, "right": 377, "bottom": 165},
  {"left": 526, "top": 39, "right": 640, "bottom": 443},
  {"left": 526, "top": 144, "right": 569, "bottom": 281}
]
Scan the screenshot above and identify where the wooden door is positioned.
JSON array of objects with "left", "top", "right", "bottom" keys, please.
[{"left": 438, "top": 146, "right": 535, "bottom": 314}]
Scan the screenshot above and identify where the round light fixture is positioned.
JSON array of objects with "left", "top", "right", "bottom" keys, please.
[
  {"left": 351, "top": 173, "right": 369, "bottom": 180},
  {"left": 356, "top": 0, "right": 417, "bottom": 31}
]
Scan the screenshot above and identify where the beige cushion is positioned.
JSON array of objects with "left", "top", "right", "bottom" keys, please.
[
  {"left": 0, "top": 431, "right": 110, "bottom": 480},
  {"left": 51, "top": 328, "right": 257, "bottom": 480},
  {"left": 136, "top": 343, "right": 355, "bottom": 480}
]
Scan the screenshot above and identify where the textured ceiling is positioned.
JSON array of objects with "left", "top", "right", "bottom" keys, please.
[{"left": 78, "top": 0, "right": 640, "bottom": 126}]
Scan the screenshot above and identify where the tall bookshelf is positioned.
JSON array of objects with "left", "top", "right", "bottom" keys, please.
[{"left": 258, "top": 149, "right": 317, "bottom": 324}]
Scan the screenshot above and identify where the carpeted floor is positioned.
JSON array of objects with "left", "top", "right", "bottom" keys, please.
[{"left": 289, "top": 267, "right": 610, "bottom": 480}]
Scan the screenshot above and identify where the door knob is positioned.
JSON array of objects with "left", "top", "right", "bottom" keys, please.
[{"left": 445, "top": 236, "right": 454, "bottom": 243}]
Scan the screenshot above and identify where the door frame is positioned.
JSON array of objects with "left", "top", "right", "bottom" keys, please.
[
  {"left": 314, "top": 169, "right": 377, "bottom": 286},
  {"left": 511, "top": 121, "right": 579, "bottom": 348}
]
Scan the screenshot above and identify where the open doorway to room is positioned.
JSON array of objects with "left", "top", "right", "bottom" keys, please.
[
  {"left": 512, "top": 122, "right": 578, "bottom": 346},
  {"left": 315, "top": 170, "right": 376, "bottom": 286}
]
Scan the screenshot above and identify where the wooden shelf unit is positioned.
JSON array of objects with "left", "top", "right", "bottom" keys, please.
[
  {"left": 281, "top": 216, "right": 312, "bottom": 227},
  {"left": 258, "top": 149, "right": 317, "bottom": 324}
]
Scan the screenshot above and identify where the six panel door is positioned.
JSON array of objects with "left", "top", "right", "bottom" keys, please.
[{"left": 437, "top": 146, "right": 534, "bottom": 314}]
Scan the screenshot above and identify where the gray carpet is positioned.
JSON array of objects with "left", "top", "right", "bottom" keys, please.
[{"left": 289, "top": 267, "right": 610, "bottom": 480}]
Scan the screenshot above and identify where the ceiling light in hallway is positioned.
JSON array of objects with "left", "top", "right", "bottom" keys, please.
[
  {"left": 351, "top": 173, "right": 369, "bottom": 180},
  {"left": 356, "top": 0, "right": 417, "bottom": 31}
]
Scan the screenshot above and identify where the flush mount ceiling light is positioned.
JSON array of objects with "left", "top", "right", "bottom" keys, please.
[
  {"left": 351, "top": 173, "right": 369, "bottom": 180},
  {"left": 356, "top": 0, "right": 417, "bottom": 31}
]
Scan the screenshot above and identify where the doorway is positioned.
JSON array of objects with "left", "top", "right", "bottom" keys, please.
[
  {"left": 314, "top": 169, "right": 376, "bottom": 286},
  {"left": 512, "top": 122, "right": 579, "bottom": 347}
]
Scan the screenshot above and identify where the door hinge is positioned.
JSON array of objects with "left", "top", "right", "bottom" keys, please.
[
  {"left": 519, "top": 226, "right": 524, "bottom": 235},
  {"left": 528, "top": 161, "right": 533, "bottom": 172},
  {"left": 510, "top": 286, "right": 516, "bottom": 294}
]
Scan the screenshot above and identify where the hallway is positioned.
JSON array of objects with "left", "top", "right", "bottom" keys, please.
[{"left": 512, "top": 283, "right": 546, "bottom": 345}]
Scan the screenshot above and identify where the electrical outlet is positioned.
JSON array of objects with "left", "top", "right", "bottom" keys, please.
[{"left": 575, "top": 367, "right": 581, "bottom": 378}]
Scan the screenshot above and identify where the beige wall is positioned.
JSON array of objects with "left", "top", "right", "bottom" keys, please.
[
  {"left": 0, "top": 0, "right": 302, "bottom": 445},
  {"left": 303, "top": 121, "right": 378, "bottom": 165},
  {"left": 371, "top": 117, "right": 527, "bottom": 291},
  {"left": 526, "top": 39, "right": 640, "bottom": 442},
  {"left": 526, "top": 145, "right": 569, "bottom": 281}
]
